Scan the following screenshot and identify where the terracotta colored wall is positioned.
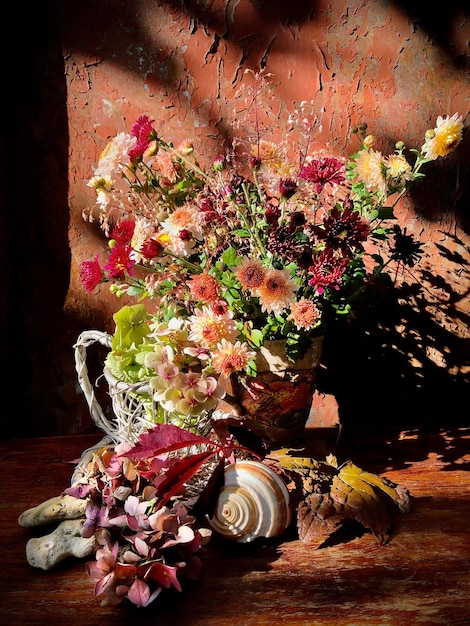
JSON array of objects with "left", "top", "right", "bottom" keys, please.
[{"left": 7, "top": 0, "right": 469, "bottom": 437}]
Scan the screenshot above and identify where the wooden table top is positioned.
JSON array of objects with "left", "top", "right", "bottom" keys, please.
[{"left": 1, "top": 427, "right": 469, "bottom": 626}]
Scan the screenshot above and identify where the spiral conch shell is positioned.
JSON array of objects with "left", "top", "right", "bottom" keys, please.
[{"left": 208, "top": 460, "right": 292, "bottom": 543}]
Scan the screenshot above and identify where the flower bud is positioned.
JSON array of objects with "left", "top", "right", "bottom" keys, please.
[{"left": 364, "top": 135, "right": 375, "bottom": 148}]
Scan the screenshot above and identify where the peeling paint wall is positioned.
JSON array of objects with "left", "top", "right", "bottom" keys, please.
[{"left": 8, "top": 0, "right": 469, "bottom": 436}]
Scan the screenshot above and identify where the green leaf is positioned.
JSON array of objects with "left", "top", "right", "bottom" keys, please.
[
  {"left": 222, "top": 246, "right": 239, "bottom": 266},
  {"left": 112, "top": 304, "right": 150, "bottom": 351}
]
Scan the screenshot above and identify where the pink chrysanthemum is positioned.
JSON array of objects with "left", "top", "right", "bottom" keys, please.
[
  {"left": 298, "top": 156, "right": 346, "bottom": 194},
  {"left": 256, "top": 268, "right": 298, "bottom": 315},
  {"left": 211, "top": 339, "right": 256, "bottom": 376},
  {"left": 288, "top": 298, "right": 321, "bottom": 331},
  {"left": 188, "top": 307, "right": 238, "bottom": 349},
  {"left": 233, "top": 257, "right": 266, "bottom": 290},
  {"left": 152, "top": 150, "right": 178, "bottom": 183},
  {"left": 308, "top": 250, "right": 349, "bottom": 295},
  {"left": 80, "top": 255, "right": 103, "bottom": 293},
  {"left": 128, "top": 115, "right": 155, "bottom": 161}
]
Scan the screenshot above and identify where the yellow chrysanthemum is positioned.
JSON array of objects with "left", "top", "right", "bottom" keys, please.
[
  {"left": 422, "top": 113, "right": 464, "bottom": 160},
  {"left": 354, "top": 149, "right": 387, "bottom": 195},
  {"left": 384, "top": 154, "right": 414, "bottom": 186},
  {"left": 252, "top": 140, "right": 285, "bottom": 172}
]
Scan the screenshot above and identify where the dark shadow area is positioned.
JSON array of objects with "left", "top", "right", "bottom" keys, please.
[
  {"left": 2, "top": 3, "right": 77, "bottom": 437},
  {"left": 317, "top": 285, "right": 469, "bottom": 433}
]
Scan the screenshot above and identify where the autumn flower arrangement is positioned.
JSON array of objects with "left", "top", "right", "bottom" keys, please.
[
  {"left": 61, "top": 72, "right": 466, "bottom": 609},
  {"left": 80, "top": 72, "right": 463, "bottom": 435}
]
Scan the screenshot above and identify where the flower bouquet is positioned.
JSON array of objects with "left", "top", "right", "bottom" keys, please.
[
  {"left": 79, "top": 71, "right": 463, "bottom": 447},
  {"left": 26, "top": 70, "right": 460, "bottom": 608}
]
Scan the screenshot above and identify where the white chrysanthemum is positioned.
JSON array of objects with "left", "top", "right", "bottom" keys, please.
[
  {"left": 161, "top": 205, "right": 204, "bottom": 240},
  {"left": 94, "top": 132, "right": 136, "bottom": 178},
  {"left": 422, "top": 113, "right": 464, "bottom": 160}
]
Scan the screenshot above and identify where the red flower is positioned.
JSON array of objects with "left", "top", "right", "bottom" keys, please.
[
  {"left": 308, "top": 250, "right": 349, "bottom": 294},
  {"left": 141, "top": 238, "right": 163, "bottom": 259},
  {"left": 80, "top": 255, "right": 103, "bottom": 292},
  {"left": 129, "top": 115, "right": 155, "bottom": 161},
  {"left": 279, "top": 178, "right": 298, "bottom": 200},
  {"left": 298, "top": 156, "right": 345, "bottom": 194},
  {"left": 104, "top": 243, "right": 135, "bottom": 280},
  {"left": 110, "top": 220, "right": 135, "bottom": 245},
  {"left": 314, "top": 205, "right": 370, "bottom": 256}
]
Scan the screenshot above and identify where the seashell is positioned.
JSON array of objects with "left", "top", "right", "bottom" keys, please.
[{"left": 208, "top": 460, "right": 291, "bottom": 543}]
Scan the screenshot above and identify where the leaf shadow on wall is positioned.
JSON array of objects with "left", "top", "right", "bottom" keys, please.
[{"left": 317, "top": 282, "right": 469, "bottom": 433}]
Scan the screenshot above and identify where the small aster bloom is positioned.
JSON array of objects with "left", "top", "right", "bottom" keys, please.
[
  {"left": 211, "top": 339, "right": 256, "bottom": 376},
  {"left": 354, "top": 149, "right": 387, "bottom": 195},
  {"left": 422, "top": 113, "right": 464, "bottom": 160},
  {"left": 103, "top": 242, "right": 135, "bottom": 280},
  {"left": 80, "top": 255, "right": 103, "bottom": 292},
  {"left": 256, "top": 268, "right": 298, "bottom": 315},
  {"left": 288, "top": 297, "right": 321, "bottom": 331},
  {"left": 188, "top": 307, "right": 238, "bottom": 349},
  {"left": 233, "top": 257, "right": 266, "bottom": 290},
  {"left": 308, "top": 250, "right": 349, "bottom": 295},
  {"left": 298, "top": 156, "right": 346, "bottom": 194},
  {"left": 188, "top": 273, "right": 220, "bottom": 303}
]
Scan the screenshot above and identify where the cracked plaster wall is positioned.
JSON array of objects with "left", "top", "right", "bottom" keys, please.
[{"left": 8, "top": 0, "right": 469, "bottom": 436}]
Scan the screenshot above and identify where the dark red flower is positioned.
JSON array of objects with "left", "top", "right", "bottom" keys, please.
[
  {"left": 104, "top": 243, "right": 135, "bottom": 280},
  {"left": 314, "top": 206, "right": 370, "bottom": 256},
  {"left": 298, "top": 156, "right": 346, "bottom": 194},
  {"left": 279, "top": 178, "right": 298, "bottom": 200},
  {"left": 80, "top": 255, "right": 103, "bottom": 292},
  {"left": 110, "top": 220, "right": 135, "bottom": 245},
  {"left": 265, "top": 204, "right": 281, "bottom": 226},
  {"left": 141, "top": 239, "right": 163, "bottom": 259},
  {"left": 308, "top": 250, "right": 349, "bottom": 295}
]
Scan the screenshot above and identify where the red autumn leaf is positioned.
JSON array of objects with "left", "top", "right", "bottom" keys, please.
[
  {"left": 154, "top": 449, "right": 220, "bottom": 509},
  {"left": 120, "top": 423, "right": 218, "bottom": 460}
]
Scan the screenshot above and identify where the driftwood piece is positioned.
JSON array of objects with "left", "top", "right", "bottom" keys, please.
[
  {"left": 18, "top": 494, "right": 88, "bottom": 528},
  {"left": 25, "top": 519, "right": 99, "bottom": 570}
]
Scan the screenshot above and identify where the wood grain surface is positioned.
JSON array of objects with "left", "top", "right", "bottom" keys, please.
[{"left": 1, "top": 428, "right": 469, "bottom": 626}]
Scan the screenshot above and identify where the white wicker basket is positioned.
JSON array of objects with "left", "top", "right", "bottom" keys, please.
[
  {"left": 74, "top": 330, "right": 161, "bottom": 444},
  {"left": 74, "top": 329, "right": 214, "bottom": 445}
]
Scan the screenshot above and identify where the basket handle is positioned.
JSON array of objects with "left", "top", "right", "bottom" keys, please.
[{"left": 73, "top": 330, "right": 118, "bottom": 440}]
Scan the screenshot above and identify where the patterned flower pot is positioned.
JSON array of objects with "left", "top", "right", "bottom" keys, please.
[{"left": 218, "top": 336, "right": 324, "bottom": 447}]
